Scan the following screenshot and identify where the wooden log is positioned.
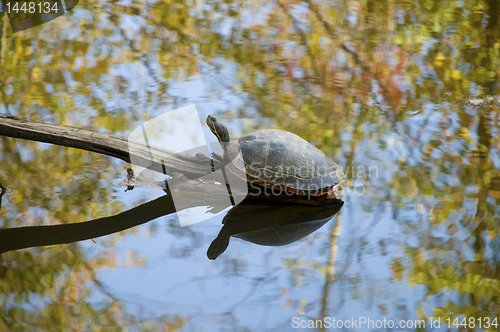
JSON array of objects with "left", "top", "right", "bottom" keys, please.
[{"left": 0, "top": 114, "right": 221, "bottom": 179}]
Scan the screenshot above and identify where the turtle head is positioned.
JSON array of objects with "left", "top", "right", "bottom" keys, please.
[{"left": 206, "top": 115, "right": 230, "bottom": 148}]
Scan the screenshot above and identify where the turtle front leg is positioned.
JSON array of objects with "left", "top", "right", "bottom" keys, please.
[{"left": 209, "top": 152, "right": 223, "bottom": 162}]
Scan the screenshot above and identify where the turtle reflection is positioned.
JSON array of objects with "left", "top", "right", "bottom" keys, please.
[{"left": 207, "top": 198, "right": 344, "bottom": 260}]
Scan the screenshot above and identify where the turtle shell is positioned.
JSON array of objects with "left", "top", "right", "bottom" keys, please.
[{"left": 224, "top": 129, "right": 341, "bottom": 196}]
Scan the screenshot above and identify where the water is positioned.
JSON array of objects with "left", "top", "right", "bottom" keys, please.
[{"left": 1, "top": 0, "right": 499, "bottom": 331}]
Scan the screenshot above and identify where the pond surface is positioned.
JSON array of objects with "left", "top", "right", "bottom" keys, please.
[{"left": 1, "top": 0, "right": 500, "bottom": 331}]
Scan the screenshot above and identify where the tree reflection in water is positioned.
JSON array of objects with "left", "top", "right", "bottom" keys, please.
[{"left": 1, "top": 0, "right": 500, "bottom": 330}]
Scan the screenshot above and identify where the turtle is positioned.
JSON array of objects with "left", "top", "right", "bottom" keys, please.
[
  {"left": 207, "top": 197, "right": 344, "bottom": 259},
  {"left": 206, "top": 115, "right": 342, "bottom": 197}
]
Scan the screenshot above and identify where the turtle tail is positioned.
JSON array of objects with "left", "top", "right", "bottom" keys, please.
[{"left": 207, "top": 232, "right": 230, "bottom": 260}]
